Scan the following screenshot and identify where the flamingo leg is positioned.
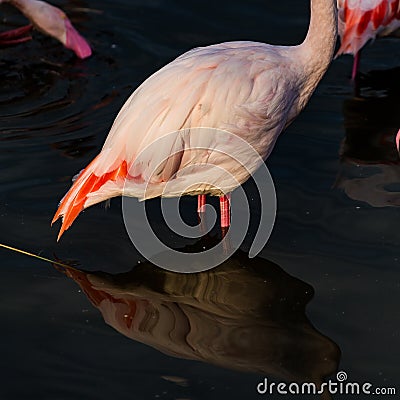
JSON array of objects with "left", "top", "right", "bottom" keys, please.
[
  {"left": 219, "top": 194, "right": 231, "bottom": 254},
  {"left": 0, "top": 24, "right": 33, "bottom": 46},
  {"left": 197, "top": 194, "right": 206, "bottom": 214},
  {"left": 197, "top": 194, "right": 207, "bottom": 235},
  {"left": 219, "top": 193, "right": 231, "bottom": 230},
  {"left": 351, "top": 51, "right": 360, "bottom": 81}
]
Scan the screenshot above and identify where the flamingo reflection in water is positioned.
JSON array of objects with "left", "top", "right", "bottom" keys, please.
[
  {"left": 335, "top": 68, "right": 400, "bottom": 206},
  {"left": 54, "top": 244, "right": 340, "bottom": 387},
  {"left": 0, "top": 0, "right": 91, "bottom": 58}
]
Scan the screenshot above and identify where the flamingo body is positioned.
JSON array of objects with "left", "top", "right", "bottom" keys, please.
[
  {"left": 337, "top": 0, "right": 400, "bottom": 56},
  {"left": 53, "top": 0, "right": 338, "bottom": 239}
]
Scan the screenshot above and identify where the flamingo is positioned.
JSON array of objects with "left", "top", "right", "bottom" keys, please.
[
  {"left": 0, "top": 0, "right": 91, "bottom": 58},
  {"left": 52, "top": 0, "right": 338, "bottom": 240},
  {"left": 336, "top": 0, "right": 400, "bottom": 80}
]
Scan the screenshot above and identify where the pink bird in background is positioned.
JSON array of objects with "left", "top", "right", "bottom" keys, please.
[
  {"left": 336, "top": 0, "right": 400, "bottom": 79},
  {"left": 0, "top": 0, "right": 92, "bottom": 58},
  {"left": 52, "top": 0, "right": 338, "bottom": 240}
]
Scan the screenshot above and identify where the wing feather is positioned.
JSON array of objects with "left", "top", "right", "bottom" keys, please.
[{"left": 97, "top": 43, "right": 293, "bottom": 183}]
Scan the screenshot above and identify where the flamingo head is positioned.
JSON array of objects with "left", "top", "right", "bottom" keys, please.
[{"left": 9, "top": 0, "right": 92, "bottom": 59}]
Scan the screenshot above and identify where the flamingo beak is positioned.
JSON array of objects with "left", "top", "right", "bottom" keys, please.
[{"left": 63, "top": 18, "right": 92, "bottom": 59}]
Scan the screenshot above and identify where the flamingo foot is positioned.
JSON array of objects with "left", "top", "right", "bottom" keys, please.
[{"left": 0, "top": 24, "right": 33, "bottom": 46}]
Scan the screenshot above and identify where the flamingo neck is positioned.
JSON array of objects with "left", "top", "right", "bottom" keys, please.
[
  {"left": 5, "top": 0, "right": 31, "bottom": 14},
  {"left": 300, "top": 0, "right": 338, "bottom": 77}
]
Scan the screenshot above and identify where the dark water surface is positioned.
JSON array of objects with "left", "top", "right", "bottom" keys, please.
[{"left": 1, "top": 1, "right": 400, "bottom": 399}]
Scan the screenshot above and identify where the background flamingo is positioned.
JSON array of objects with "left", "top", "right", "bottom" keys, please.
[
  {"left": 0, "top": 0, "right": 91, "bottom": 58},
  {"left": 336, "top": 0, "right": 400, "bottom": 80},
  {"left": 52, "top": 0, "right": 338, "bottom": 240}
]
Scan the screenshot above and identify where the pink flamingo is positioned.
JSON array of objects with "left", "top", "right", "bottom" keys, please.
[
  {"left": 0, "top": 0, "right": 91, "bottom": 58},
  {"left": 336, "top": 0, "right": 400, "bottom": 80},
  {"left": 52, "top": 0, "right": 338, "bottom": 240}
]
